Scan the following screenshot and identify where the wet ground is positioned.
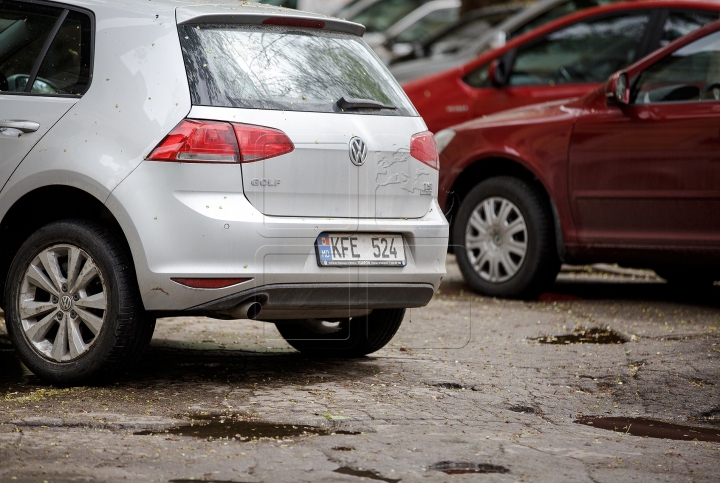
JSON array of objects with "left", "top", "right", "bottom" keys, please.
[{"left": 0, "top": 257, "right": 718, "bottom": 482}]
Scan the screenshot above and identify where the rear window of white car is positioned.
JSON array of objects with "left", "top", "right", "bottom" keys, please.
[{"left": 178, "top": 24, "right": 418, "bottom": 116}]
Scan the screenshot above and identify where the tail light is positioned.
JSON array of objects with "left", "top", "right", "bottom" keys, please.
[
  {"left": 262, "top": 17, "right": 325, "bottom": 29},
  {"left": 410, "top": 131, "right": 439, "bottom": 170},
  {"left": 233, "top": 124, "right": 295, "bottom": 162},
  {"left": 148, "top": 120, "right": 238, "bottom": 163},
  {"left": 148, "top": 120, "right": 294, "bottom": 163}
]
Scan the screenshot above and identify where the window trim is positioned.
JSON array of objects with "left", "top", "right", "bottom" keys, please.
[
  {"left": 25, "top": 7, "right": 68, "bottom": 92},
  {"left": 0, "top": 0, "right": 96, "bottom": 98}
]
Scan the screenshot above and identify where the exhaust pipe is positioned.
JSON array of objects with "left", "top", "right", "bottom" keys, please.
[{"left": 227, "top": 300, "right": 262, "bottom": 320}]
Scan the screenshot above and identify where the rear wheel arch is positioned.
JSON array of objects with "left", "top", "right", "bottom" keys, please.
[
  {"left": 446, "top": 157, "right": 559, "bottom": 253},
  {"left": 0, "top": 185, "right": 137, "bottom": 309}
]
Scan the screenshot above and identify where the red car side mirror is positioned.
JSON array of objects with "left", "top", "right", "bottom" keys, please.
[
  {"left": 605, "top": 72, "right": 629, "bottom": 105},
  {"left": 488, "top": 59, "right": 507, "bottom": 88}
]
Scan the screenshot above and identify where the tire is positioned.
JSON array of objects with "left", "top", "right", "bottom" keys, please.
[
  {"left": 4, "top": 220, "right": 153, "bottom": 386},
  {"left": 275, "top": 308, "right": 405, "bottom": 357},
  {"left": 453, "top": 176, "right": 560, "bottom": 299}
]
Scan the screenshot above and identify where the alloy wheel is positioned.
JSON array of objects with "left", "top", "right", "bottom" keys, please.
[
  {"left": 19, "top": 244, "right": 107, "bottom": 362},
  {"left": 465, "top": 196, "right": 528, "bottom": 283}
]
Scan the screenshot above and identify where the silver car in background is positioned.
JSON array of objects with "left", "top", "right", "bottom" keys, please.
[
  {"left": 0, "top": 0, "right": 448, "bottom": 385},
  {"left": 370, "top": 0, "right": 460, "bottom": 64}
]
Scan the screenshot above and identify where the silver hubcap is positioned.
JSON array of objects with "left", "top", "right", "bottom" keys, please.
[
  {"left": 19, "top": 244, "right": 107, "bottom": 362},
  {"left": 465, "top": 197, "right": 528, "bottom": 283}
]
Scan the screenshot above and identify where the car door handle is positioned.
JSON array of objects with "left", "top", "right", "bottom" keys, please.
[{"left": 0, "top": 120, "right": 40, "bottom": 133}]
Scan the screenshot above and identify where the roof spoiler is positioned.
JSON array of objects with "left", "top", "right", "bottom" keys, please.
[{"left": 177, "top": 11, "right": 365, "bottom": 36}]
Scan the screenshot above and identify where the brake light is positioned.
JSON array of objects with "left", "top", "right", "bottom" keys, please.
[
  {"left": 262, "top": 17, "right": 325, "bottom": 29},
  {"left": 147, "top": 120, "right": 238, "bottom": 163},
  {"left": 410, "top": 131, "right": 439, "bottom": 170},
  {"left": 233, "top": 123, "right": 295, "bottom": 163},
  {"left": 147, "top": 120, "right": 294, "bottom": 164}
]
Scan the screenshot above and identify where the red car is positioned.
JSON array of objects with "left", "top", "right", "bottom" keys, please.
[
  {"left": 436, "top": 19, "right": 720, "bottom": 298},
  {"left": 404, "top": 1, "right": 720, "bottom": 133}
]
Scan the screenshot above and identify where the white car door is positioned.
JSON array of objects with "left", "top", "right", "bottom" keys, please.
[{"left": 0, "top": 1, "right": 91, "bottom": 190}]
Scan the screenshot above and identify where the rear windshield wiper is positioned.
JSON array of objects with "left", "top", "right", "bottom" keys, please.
[{"left": 337, "top": 96, "right": 396, "bottom": 110}]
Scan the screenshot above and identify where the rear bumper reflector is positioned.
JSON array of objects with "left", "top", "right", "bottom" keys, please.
[{"left": 171, "top": 278, "right": 251, "bottom": 289}]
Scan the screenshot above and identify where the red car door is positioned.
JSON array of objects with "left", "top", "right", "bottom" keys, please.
[
  {"left": 568, "top": 29, "right": 720, "bottom": 247},
  {"left": 465, "top": 10, "right": 653, "bottom": 121}
]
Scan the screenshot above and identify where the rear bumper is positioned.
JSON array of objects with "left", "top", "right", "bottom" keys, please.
[{"left": 107, "top": 162, "right": 449, "bottom": 312}]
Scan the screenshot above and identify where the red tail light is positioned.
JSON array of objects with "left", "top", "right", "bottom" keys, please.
[
  {"left": 148, "top": 120, "right": 238, "bottom": 163},
  {"left": 410, "top": 131, "right": 439, "bottom": 170},
  {"left": 233, "top": 123, "right": 295, "bottom": 163},
  {"left": 148, "top": 120, "right": 294, "bottom": 164}
]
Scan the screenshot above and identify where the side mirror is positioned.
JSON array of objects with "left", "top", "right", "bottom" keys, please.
[
  {"left": 605, "top": 72, "right": 629, "bottom": 105},
  {"left": 488, "top": 59, "right": 507, "bottom": 87}
]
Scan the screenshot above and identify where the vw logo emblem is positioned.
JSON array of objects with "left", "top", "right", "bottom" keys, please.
[
  {"left": 59, "top": 295, "right": 73, "bottom": 311},
  {"left": 348, "top": 137, "right": 368, "bottom": 166}
]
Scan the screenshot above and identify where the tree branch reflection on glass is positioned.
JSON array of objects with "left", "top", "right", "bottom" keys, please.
[{"left": 179, "top": 24, "right": 417, "bottom": 116}]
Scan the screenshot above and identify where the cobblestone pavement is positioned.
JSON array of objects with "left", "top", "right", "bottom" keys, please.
[{"left": 1, "top": 257, "right": 718, "bottom": 483}]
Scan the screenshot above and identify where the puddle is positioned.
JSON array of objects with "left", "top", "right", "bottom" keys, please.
[
  {"left": 333, "top": 467, "right": 400, "bottom": 483},
  {"left": 508, "top": 405, "right": 538, "bottom": 414},
  {"left": 432, "top": 382, "right": 466, "bottom": 390},
  {"left": 135, "top": 414, "right": 360, "bottom": 441},
  {"left": 429, "top": 462, "right": 510, "bottom": 475},
  {"left": 530, "top": 327, "right": 627, "bottom": 345},
  {"left": 576, "top": 416, "right": 720, "bottom": 442},
  {"left": 695, "top": 406, "right": 720, "bottom": 425}
]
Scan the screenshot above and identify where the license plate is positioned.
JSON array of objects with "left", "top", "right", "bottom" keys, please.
[{"left": 316, "top": 233, "right": 406, "bottom": 267}]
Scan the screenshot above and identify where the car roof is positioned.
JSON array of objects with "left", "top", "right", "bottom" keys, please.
[{"left": 56, "top": 0, "right": 365, "bottom": 35}]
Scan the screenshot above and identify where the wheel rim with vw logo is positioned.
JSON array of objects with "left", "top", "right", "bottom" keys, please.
[
  {"left": 348, "top": 136, "right": 368, "bottom": 166},
  {"left": 19, "top": 244, "right": 108, "bottom": 362},
  {"left": 465, "top": 196, "right": 528, "bottom": 283}
]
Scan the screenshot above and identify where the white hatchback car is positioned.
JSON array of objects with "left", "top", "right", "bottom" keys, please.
[{"left": 0, "top": 0, "right": 448, "bottom": 385}]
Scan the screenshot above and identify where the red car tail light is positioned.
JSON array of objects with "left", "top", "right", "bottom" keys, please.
[
  {"left": 148, "top": 120, "right": 239, "bottom": 163},
  {"left": 148, "top": 121, "right": 294, "bottom": 164},
  {"left": 410, "top": 131, "right": 439, "bottom": 170},
  {"left": 233, "top": 124, "right": 295, "bottom": 163},
  {"left": 171, "top": 278, "right": 251, "bottom": 289}
]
